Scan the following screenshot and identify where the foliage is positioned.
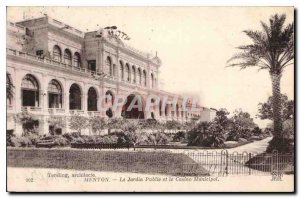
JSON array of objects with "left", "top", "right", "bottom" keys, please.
[
  {"left": 121, "top": 119, "right": 140, "bottom": 133},
  {"left": 69, "top": 115, "right": 88, "bottom": 135},
  {"left": 53, "top": 136, "right": 70, "bottom": 146},
  {"left": 188, "top": 121, "right": 225, "bottom": 148},
  {"left": 11, "top": 136, "right": 32, "bottom": 147},
  {"left": 258, "top": 94, "right": 294, "bottom": 121},
  {"left": 227, "top": 14, "right": 294, "bottom": 73},
  {"left": 123, "top": 131, "right": 148, "bottom": 146},
  {"left": 172, "top": 131, "right": 186, "bottom": 142},
  {"left": 227, "top": 14, "right": 294, "bottom": 153},
  {"left": 187, "top": 122, "right": 210, "bottom": 146},
  {"left": 14, "top": 112, "right": 39, "bottom": 136},
  {"left": 48, "top": 116, "right": 66, "bottom": 135},
  {"left": 202, "top": 122, "right": 225, "bottom": 148},
  {"left": 231, "top": 109, "right": 257, "bottom": 129},
  {"left": 142, "top": 132, "right": 171, "bottom": 145},
  {"left": 252, "top": 127, "right": 263, "bottom": 136},
  {"left": 283, "top": 119, "right": 294, "bottom": 140},
  {"left": 165, "top": 120, "right": 182, "bottom": 132},
  {"left": 6, "top": 73, "right": 14, "bottom": 100},
  {"left": 7, "top": 130, "right": 15, "bottom": 146},
  {"left": 214, "top": 108, "right": 231, "bottom": 130},
  {"left": 89, "top": 116, "right": 106, "bottom": 135}
]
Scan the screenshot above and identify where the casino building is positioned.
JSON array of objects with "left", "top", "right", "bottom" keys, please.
[{"left": 6, "top": 16, "right": 213, "bottom": 136}]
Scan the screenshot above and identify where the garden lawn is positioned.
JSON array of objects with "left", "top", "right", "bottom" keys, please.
[{"left": 7, "top": 148, "right": 209, "bottom": 176}]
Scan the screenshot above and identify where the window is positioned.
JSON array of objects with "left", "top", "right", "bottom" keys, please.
[
  {"left": 138, "top": 68, "right": 142, "bottom": 85},
  {"left": 143, "top": 70, "right": 147, "bottom": 86},
  {"left": 120, "top": 61, "right": 124, "bottom": 80},
  {"left": 151, "top": 73, "right": 154, "bottom": 88},
  {"left": 48, "top": 79, "right": 62, "bottom": 108},
  {"left": 53, "top": 45, "right": 61, "bottom": 62},
  {"left": 125, "top": 63, "right": 130, "bottom": 82},
  {"left": 106, "top": 57, "right": 112, "bottom": 76},
  {"left": 88, "top": 87, "right": 97, "bottom": 111},
  {"left": 132, "top": 66, "right": 136, "bottom": 83},
  {"left": 88, "top": 60, "right": 96, "bottom": 72},
  {"left": 74, "top": 52, "right": 81, "bottom": 67},
  {"left": 69, "top": 84, "right": 81, "bottom": 110},
  {"left": 21, "top": 74, "right": 39, "bottom": 107},
  {"left": 64, "top": 49, "right": 72, "bottom": 65}
]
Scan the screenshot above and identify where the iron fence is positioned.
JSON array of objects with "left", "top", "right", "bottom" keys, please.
[{"left": 7, "top": 148, "right": 294, "bottom": 177}]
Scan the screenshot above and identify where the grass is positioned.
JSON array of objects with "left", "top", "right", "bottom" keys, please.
[
  {"left": 245, "top": 152, "right": 294, "bottom": 174},
  {"left": 7, "top": 148, "right": 209, "bottom": 176}
]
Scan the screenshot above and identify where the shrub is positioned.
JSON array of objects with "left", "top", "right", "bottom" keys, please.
[
  {"left": 27, "top": 133, "right": 39, "bottom": 145},
  {"left": 142, "top": 132, "right": 171, "bottom": 145},
  {"left": 123, "top": 131, "right": 148, "bottom": 146},
  {"left": 187, "top": 122, "right": 210, "bottom": 146},
  {"left": 7, "top": 130, "right": 15, "bottom": 146},
  {"left": 53, "top": 136, "right": 69, "bottom": 147},
  {"left": 188, "top": 122, "right": 225, "bottom": 148},
  {"left": 226, "top": 129, "right": 240, "bottom": 141},
  {"left": 69, "top": 115, "right": 88, "bottom": 135},
  {"left": 172, "top": 131, "right": 186, "bottom": 142},
  {"left": 14, "top": 112, "right": 40, "bottom": 136},
  {"left": 100, "top": 135, "right": 119, "bottom": 144},
  {"left": 11, "top": 136, "right": 32, "bottom": 147},
  {"left": 252, "top": 127, "right": 262, "bottom": 136}
]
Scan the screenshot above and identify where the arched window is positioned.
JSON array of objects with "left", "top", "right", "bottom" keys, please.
[
  {"left": 132, "top": 66, "right": 136, "bottom": 83},
  {"left": 120, "top": 61, "right": 124, "bottom": 80},
  {"left": 74, "top": 52, "right": 81, "bottom": 67},
  {"left": 106, "top": 56, "right": 112, "bottom": 76},
  {"left": 69, "top": 84, "right": 81, "bottom": 110},
  {"left": 125, "top": 63, "right": 130, "bottom": 82},
  {"left": 48, "top": 79, "right": 62, "bottom": 108},
  {"left": 21, "top": 74, "right": 39, "bottom": 107},
  {"left": 143, "top": 70, "right": 147, "bottom": 86},
  {"left": 87, "top": 87, "right": 97, "bottom": 111},
  {"left": 113, "top": 64, "right": 116, "bottom": 77},
  {"left": 137, "top": 68, "right": 142, "bottom": 85},
  {"left": 151, "top": 73, "right": 154, "bottom": 88},
  {"left": 64, "top": 49, "right": 72, "bottom": 65},
  {"left": 53, "top": 45, "right": 62, "bottom": 62}
]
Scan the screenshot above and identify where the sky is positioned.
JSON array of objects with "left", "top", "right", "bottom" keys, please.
[{"left": 6, "top": 6, "right": 294, "bottom": 127}]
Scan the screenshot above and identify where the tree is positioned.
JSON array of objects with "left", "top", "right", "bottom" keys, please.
[
  {"left": 48, "top": 116, "right": 66, "bottom": 135},
  {"left": 69, "top": 115, "right": 88, "bottom": 135},
  {"left": 187, "top": 122, "right": 210, "bottom": 146},
  {"left": 89, "top": 116, "right": 106, "bottom": 135},
  {"left": 165, "top": 120, "right": 182, "bottom": 133},
  {"left": 14, "top": 112, "right": 39, "bottom": 136},
  {"left": 231, "top": 109, "right": 257, "bottom": 129},
  {"left": 257, "top": 94, "right": 294, "bottom": 121},
  {"left": 227, "top": 14, "right": 294, "bottom": 152},
  {"left": 6, "top": 73, "right": 14, "bottom": 102},
  {"left": 214, "top": 108, "right": 231, "bottom": 130}
]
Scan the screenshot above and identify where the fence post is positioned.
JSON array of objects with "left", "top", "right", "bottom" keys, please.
[
  {"left": 248, "top": 153, "right": 251, "bottom": 175},
  {"left": 226, "top": 151, "right": 229, "bottom": 176}
]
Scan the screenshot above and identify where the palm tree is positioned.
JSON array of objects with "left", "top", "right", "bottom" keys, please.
[
  {"left": 227, "top": 14, "right": 294, "bottom": 152},
  {"left": 6, "top": 73, "right": 14, "bottom": 102}
]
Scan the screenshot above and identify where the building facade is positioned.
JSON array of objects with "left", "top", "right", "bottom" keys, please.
[{"left": 7, "top": 16, "right": 204, "bottom": 136}]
